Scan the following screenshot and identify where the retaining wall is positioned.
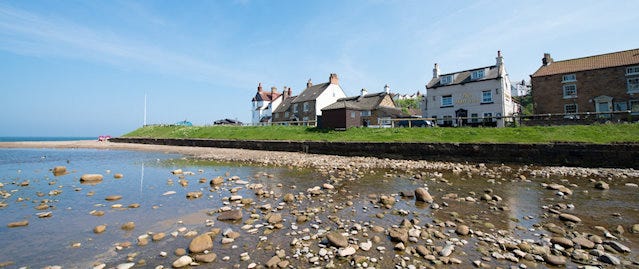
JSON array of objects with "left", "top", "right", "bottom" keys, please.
[{"left": 109, "top": 137, "right": 639, "bottom": 169}]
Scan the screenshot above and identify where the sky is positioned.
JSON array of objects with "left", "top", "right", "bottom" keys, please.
[{"left": 1, "top": 0, "right": 638, "bottom": 137}]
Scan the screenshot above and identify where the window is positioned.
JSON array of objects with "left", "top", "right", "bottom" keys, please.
[
  {"left": 470, "top": 113, "right": 478, "bottom": 123},
  {"left": 284, "top": 111, "right": 289, "bottom": 118},
  {"left": 274, "top": 113, "right": 278, "bottom": 119},
  {"left": 482, "top": 90, "right": 493, "bottom": 103},
  {"left": 564, "top": 104, "right": 578, "bottom": 114},
  {"left": 628, "top": 77, "right": 639, "bottom": 93},
  {"left": 563, "top": 84, "right": 577, "bottom": 98},
  {"left": 293, "top": 104, "right": 298, "bottom": 113},
  {"left": 303, "top": 102, "right": 309, "bottom": 112},
  {"left": 350, "top": 112, "right": 356, "bottom": 118},
  {"left": 562, "top": 74, "right": 576, "bottom": 82},
  {"left": 630, "top": 100, "right": 639, "bottom": 114},
  {"left": 627, "top": 66, "right": 639, "bottom": 75},
  {"left": 302, "top": 116, "right": 309, "bottom": 122},
  {"left": 471, "top": 70, "right": 484, "bottom": 80},
  {"left": 440, "top": 75, "right": 453, "bottom": 85},
  {"left": 614, "top": 101, "right": 628, "bottom": 111},
  {"left": 361, "top": 110, "right": 371, "bottom": 116},
  {"left": 443, "top": 115, "right": 453, "bottom": 126},
  {"left": 441, "top": 95, "right": 453, "bottom": 107},
  {"left": 483, "top": 112, "right": 493, "bottom": 122}
]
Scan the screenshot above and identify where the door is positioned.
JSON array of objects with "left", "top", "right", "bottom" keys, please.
[
  {"left": 594, "top": 95, "right": 612, "bottom": 119},
  {"left": 455, "top": 109, "right": 468, "bottom": 126}
]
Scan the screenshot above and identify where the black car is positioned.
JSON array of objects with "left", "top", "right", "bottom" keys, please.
[{"left": 396, "top": 119, "right": 435, "bottom": 127}]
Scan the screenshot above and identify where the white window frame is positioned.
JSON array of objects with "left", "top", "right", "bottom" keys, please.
[
  {"left": 562, "top": 74, "right": 576, "bottom": 82},
  {"left": 293, "top": 104, "right": 298, "bottom": 113},
  {"left": 441, "top": 95, "right": 453, "bottom": 107},
  {"left": 481, "top": 90, "right": 493, "bottom": 103},
  {"left": 471, "top": 70, "right": 484, "bottom": 80},
  {"left": 303, "top": 102, "right": 309, "bottom": 112},
  {"left": 563, "top": 84, "right": 577, "bottom": 98},
  {"left": 564, "top": 103, "right": 578, "bottom": 114},
  {"left": 628, "top": 77, "right": 639, "bottom": 93},
  {"left": 440, "top": 75, "right": 453, "bottom": 85},
  {"left": 626, "top": 66, "right": 639, "bottom": 75}
]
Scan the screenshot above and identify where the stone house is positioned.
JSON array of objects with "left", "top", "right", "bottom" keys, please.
[
  {"left": 530, "top": 49, "right": 639, "bottom": 117},
  {"left": 321, "top": 89, "right": 405, "bottom": 129},
  {"left": 272, "top": 74, "right": 347, "bottom": 125},
  {"left": 422, "top": 51, "right": 516, "bottom": 127}
]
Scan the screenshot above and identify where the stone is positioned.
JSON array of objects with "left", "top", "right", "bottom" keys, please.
[
  {"left": 598, "top": 253, "right": 620, "bottom": 265},
  {"left": 388, "top": 228, "right": 408, "bottom": 243},
  {"left": 558, "top": 213, "right": 581, "bottom": 223},
  {"left": 266, "top": 256, "right": 280, "bottom": 268},
  {"left": 544, "top": 254, "right": 566, "bottom": 266},
  {"left": 175, "top": 248, "right": 187, "bottom": 256},
  {"left": 210, "top": 176, "right": 224, "bottom": 185},
  {"left": 322, "top": 183, "right": 334, "bottom": 190},
  {"left": 268, "top": 213, "right": 283, "bottom": 224},
  {"left": 80, "top": 174, "right": 103, "bottom": 183},
  {"left": 415, "top": 188, "right": 434, "bottom": 203},
  {"left": 217, "top": 209, "right": 243, "bottom": 221},
  {"left": 572, "top": 237, "right": 595, "bottom": 249},
  {"left": 632, "top": 224, "right": 639, "bottom": 233},
  {"left": 595, "top": 181, "right": 610, "bottom": 190},
  {"left": 440, "top": 244, "right": 454, "bottom": 257},
  {"left": 189, "top": 234, "right": 213, "bottom": 253},
  {"left": 605, "top": 241, "right": 631, "bottom": 253},
  {"left": 283, "top": 193, "right": 295, "bottom": 203},
  {"left": 186, "top": 191, "right": 203, "bottom": 199},
  {"left": 52, "top": 166, "right": 67, "bottom": 176},
  {"left": 194, "top": 253, "right": 217, "bottom": 263},
  {"left": 121, "top": 222, "right": 135, "bottom": 231},
  {"left": 550, "top": 237, "right": 574, "bottom": 248},
  {"left": 416, "top": 245, "right": 430, "bottom": 257},
  {"left": 114, "top": 173, "right": 124, "bottom": 178},
  {"left": 116, "top": 263, "right": 135, "bottom": 269},
  {"left": 359, "top": 240, "right": 372, "bottom": 251},
  {"left": 455, "top": 225, "right": 470, "bottom": 236},
  {"left": 7, "top": 220, "right": 28, "bottom": 228},
  {"left": 152, "top": 232, "right": 166, "bottom": 241},
  {"left": 338, "top": 246, "right": 356, "bottom": 257},
  {"left": 171, "top": 169, "right": 183, "bottom": 175},
  {"left": 105, "top": 195, "right": 122, "bottom": 201},
  {"left": 93, "top": 225, "right": 107, "bottom": 234},
  {"left": 172, "top": 255, "right": 192, "bottom": 268},
  {"left": 326, "top": 231, "right": 348, "bottom": 248}
]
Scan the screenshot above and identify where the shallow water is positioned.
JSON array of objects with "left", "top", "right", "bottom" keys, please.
[{"left": 0, "top": 149, "right": 637, "bottom": 268}]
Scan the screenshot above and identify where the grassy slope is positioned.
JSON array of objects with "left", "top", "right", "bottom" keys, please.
[{"left": 122, "top": 123, "right": 639, "bottom": 144}]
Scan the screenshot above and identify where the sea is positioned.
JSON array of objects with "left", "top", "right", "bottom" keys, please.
[{"left": 0, "top": 137, "right": 96, "bottom": 142}]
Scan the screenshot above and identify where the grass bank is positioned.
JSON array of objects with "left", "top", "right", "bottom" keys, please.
[{"left": 122, "top": 123, "right": 639, "bottom": 144}]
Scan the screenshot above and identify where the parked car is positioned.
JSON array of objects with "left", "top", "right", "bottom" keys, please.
[{"left": 397, "top": 119, "right": 435, "bottom": 127}]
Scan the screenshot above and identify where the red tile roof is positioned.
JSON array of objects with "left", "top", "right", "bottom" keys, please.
[{"left": 532, "top": 49, "right": 639, "bottom": 77}]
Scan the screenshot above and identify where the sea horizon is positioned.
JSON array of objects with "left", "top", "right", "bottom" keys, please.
[{"left": 0, "top": 136, "right": 97, "bottom": 142}]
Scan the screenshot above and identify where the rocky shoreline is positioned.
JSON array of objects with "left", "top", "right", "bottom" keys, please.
[{"left": 1, "top": 141, "right": 638, "bottom": 268}]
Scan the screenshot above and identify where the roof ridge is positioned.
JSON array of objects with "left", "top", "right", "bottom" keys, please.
[
  {"left": 550, "top": 48, "right": 639, "bottom": 63},
  {"left": 440, "top": 65, "right": 496, "bottom": 76}
]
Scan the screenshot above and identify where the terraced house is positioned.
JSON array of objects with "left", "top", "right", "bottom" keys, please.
[
  {"left": 272, "top": 73, "right": 347, "bottom": 125},
  {"left": 531, "top": 49, "right": 639, "bottom": 118},
  {"left": 422, "top": 51, "right": 516, "bottom": 127}
]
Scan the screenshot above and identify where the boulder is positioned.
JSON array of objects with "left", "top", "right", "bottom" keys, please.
[
  {"left": 595, "top": 181, "right": 610, "bottom": 190},
  {"left": 189, "top": 234, "right": 213, "bottom": 253},
  {"left": 53, "top": 166, "right": 67, "bottom": 176},
  {"left": 388, "top": 227, "right": 408, "bottom": 243},
  {"left": 326, "top": 231, "right": 348, "bottom": 248},
  {"left": 415, "top": 188, "right": 434, "bottom": 203}
]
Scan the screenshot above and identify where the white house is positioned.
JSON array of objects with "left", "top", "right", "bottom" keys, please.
[
  {"left": 251, "top": 83, "right": 285, "bottom": 125},
  {"left": 422, "top": 51, "right": 516, "bottom": 127}
]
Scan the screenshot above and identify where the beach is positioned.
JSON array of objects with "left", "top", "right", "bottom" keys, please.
[{"left": 0, "top": 141, "right": 638, "bottom": 268}]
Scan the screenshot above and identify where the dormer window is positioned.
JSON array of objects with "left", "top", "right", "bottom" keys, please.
[
  {"left": 471, "top": 70, "right": 484, "bottom": 80},
  {"left": 440, "top": 75, "right": 453, "bottom": 85},
  {"left": 627, "top": 66, "right": 639, "bottom": 75},
  {"left": 562, "top": 74, "right": 576, "bottom": 82}
]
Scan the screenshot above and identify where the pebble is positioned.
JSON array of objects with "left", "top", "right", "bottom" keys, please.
[
  {"left": 172, "top": 255, "right": 192, "bottom": 268},
  {"left": 7, "top": 220, "right": 29, "bottom": 228},
  {"left": 558, "top": 213, "right": 581, "bottom": 223},
  {"left": 189, "top": 234, "right": 213, "bottom": 253},
  {"left": 338, "top": 246, "right": 356, "bottom": 257},
  {"left": 326, "top": 231, "right": 348, "bottom": 247},
  {"left": 93, "top": 225, "right": 107, "bottom": 234},
  {"left": 121, "top": 222, "right": 135, "bottom": 231}
]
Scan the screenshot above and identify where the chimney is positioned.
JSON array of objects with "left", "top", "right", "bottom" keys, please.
[
  {"left": 329, "top": 73, "right": 339, "bottom": 85},
  {"left": 361, "top": 88, "right": 368, "bottom": 96},
  {"left": 433, "top": 63, "right": 440, "bottom": 79},
  {"left": 282, "top": 87, "right": 289, "bottom": 99},
  {"left": 257, "top": 82, "right": 263, "bottom": 92},
  {"left": 287, "top": 87, "right": 292, "bottom": 97},
  {"left": 496, "top": 50, "right": 504, "bottom": 67},
  {"left": 384, "top": 84, "right": 390, "bottom": 94},
  {"left": 270, "top": 86, "right": 277, "bottom": 94},
  {"left": 542, "top": 53, "right": 553, "bottom": 66},
  {"left": 306, "top": 78, "right": 312, "bottom": 88}
]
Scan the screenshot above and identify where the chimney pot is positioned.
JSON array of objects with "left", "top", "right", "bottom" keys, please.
[
  {"left": 542, "top": 53, "right": 553, "bottom": 66},
  {"left": 306, "top": 79, "right": 312, "bottom": 88},
  {"left": 329, "top": 73, "right": 339, "bottom": 85},
  {"left": 361, "top": 88, "right": 368, "bottom": 96},
  {"left": 271, "top": 86, "right": 277, "bottom": 93},
  {"left": 433, "top": 63, "right": 440, "bottom": 79},
  {"left": 257, "top": 82, "right": 263, "bottom": 92}
]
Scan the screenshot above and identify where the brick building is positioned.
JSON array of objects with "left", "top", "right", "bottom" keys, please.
[
  {"left": 321, "top": 89, "right": 405, "bottom": 129},
  {"left": 530, "top": 49, "right": 639, "bottom": 117}
]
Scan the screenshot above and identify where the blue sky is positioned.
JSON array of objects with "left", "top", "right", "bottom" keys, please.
[{"left": 1, "top": 0, "right": 637, "bottom": 136}]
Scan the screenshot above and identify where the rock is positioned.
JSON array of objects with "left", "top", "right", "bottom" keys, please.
[
  {"left": 598, "top": 253, "right": 620, "bottom": 265},
  {"left": 595, "top": 181, "right": 610, "bottom": 190},
  {"left": 359, "top": 240, "right": 372, "bottom": 251},
  {"left": 267, "top": 213, "right": 282, "bottom": 224},
  {"left": 7, "top": 220, "right": 28, "bottom": 228},
  {"left": 171, "top": 169, "right": 183, "bottom": 175},
  {"left": 605, "top": 241, "right": 631, "bottom": 253},
  {"left": 416, "top": 245, "right": 429, "bottom": 257},
  {"left": 394, "top": 242, "right": 405, "bottom": 250},
  {"left": 572, "top": 237, "right": 595, "bottom": 249},
  {"left": 114, "top": 173, "right": 123, "bottom": 179},
  {"left": 93, "top": 225, "right": 107, "bottom": 234},
  {"left": 105, "top": 195, "right": 122, "bottom": 201},
  {"left": 632, "top": 224, "right": 639, "bottom": 233},
  {"left": 544, "top": 254, "right": 566, "bottom": 266},
  {"left": 322, "top": 183, "right": 334, "bottom": 190},
  {"left": 194, "top": 253, "right": 217, "bottom": 263},
  {"left": 283, "top": 193, "right": 295, "bottom": 203},
  {"left": 172, "top": 255, "right": 192, "bottom": 268},
  {"left": 388, "top": 227, "right": 408, "bottom": 243},
  {"left": 52, "top": 166, "right": 67, "bottom": 176},
  {"left": 175, "top": 248, "right": 187, "bottom": 256},
  {"left": 415, "top": 188, "right": 434, "bottom": 203},
  {"left": 210, "top": 176, "right": 224, "bottom": 185},
  {"left": 266, "top": 256, "right": 280, "bottom": 268},
  {"left": 152, "top": 232, "right": 165, "bottom": 241},
  {"left": 80, "top": 174, "right": 103, "bottom": 183},
  {"left": 186, "top": 191, "right": 203, "bottom": 199},
  {"left": 326, "top": 231, "right": 348, "bottom": 248},
  {"left": 338, "top": 246, "right": 356, "bottom": 257},
  {"left": 162, "top": 191, "right": 176, "bottom": 196},
  {"left": 455, "top": 225, "right": 469, "bottom": 236},
  {"left": 189, "top": 234, "right": 213, "bottom": 253},
  {"left": 121, "top": 222, "right": 135, "bottom": 231},
  {"left": 116, "top": 263, "right": 135, "bottom": 269},
  {"left": 440, "top": 244, "right": 454, "bottom": 257},
  {"left": 550, "top": 237, "right": 574, "bottom": 248},
  {"left": 217, "top": 209, "right": 243, "bottom": 221},
  {"left": 558, "top": 213, "right": 581, "bottom": 223}
]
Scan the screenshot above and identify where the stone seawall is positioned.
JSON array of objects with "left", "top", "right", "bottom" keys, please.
[{"left": 109, "top": 137, "right": 639, "bottom": 169}]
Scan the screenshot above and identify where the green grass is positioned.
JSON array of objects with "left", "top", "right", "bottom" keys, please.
[{"left": 122, "top": 123, "right": 639, "bottom": 144}]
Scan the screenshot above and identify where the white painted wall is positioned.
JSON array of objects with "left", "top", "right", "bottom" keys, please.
[{"left": 315, "top": 84, "right": 347, "bottom": 116}]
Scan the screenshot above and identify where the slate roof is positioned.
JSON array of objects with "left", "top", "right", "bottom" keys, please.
[
  {"left": 426, "top": 65, "right": 500, "bottom": 89},
  {"left": 292, "top": 83, "right": 330, "bottom": 103},
  {"left": 272, "top": 96, "right": 297, "bottom": 113},
  {"left": 322, "top": 92, "right": 395, "bottom": 111},
  {"left": 531, "top": 48, "right": 639, "bottom": 77}
]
